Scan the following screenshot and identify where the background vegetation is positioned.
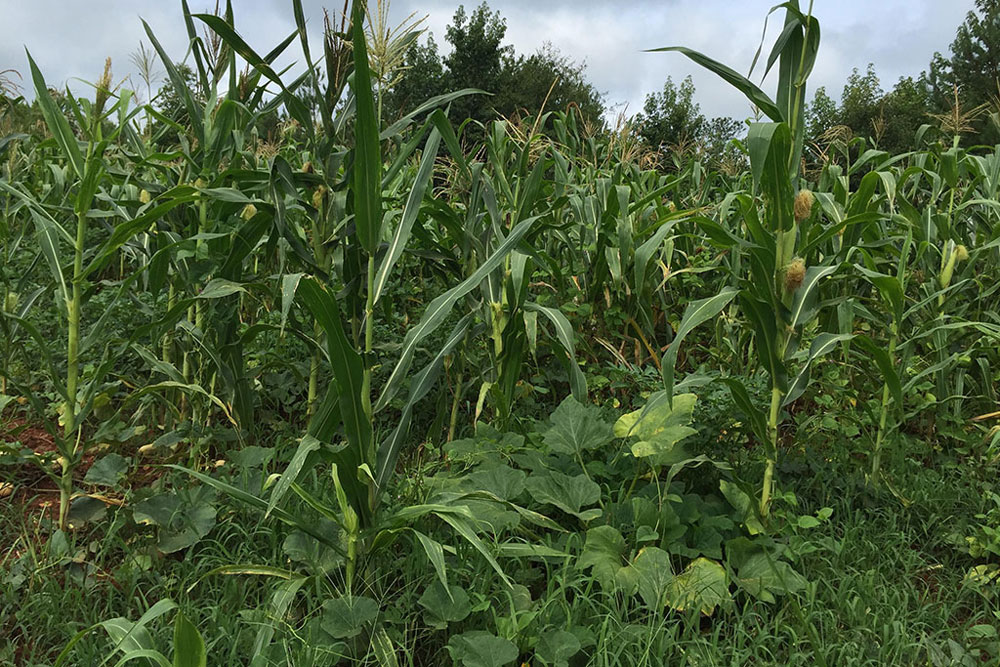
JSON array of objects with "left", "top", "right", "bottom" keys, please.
[{"left": 2, "top": 1, "right": 1000, "bottom": 665}]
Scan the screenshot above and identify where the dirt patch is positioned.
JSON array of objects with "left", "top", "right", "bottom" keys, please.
[{"left": 1, "top": 418, "right": 57, "bottom": 455}]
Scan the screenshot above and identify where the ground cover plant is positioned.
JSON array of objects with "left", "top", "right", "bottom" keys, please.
[{"left": 2, "top": 0, "right": 1000, "bottom": 665}]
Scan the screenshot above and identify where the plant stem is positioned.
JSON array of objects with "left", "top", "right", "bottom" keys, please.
[
  {"left": 761, "top": 386, "right": 782, "bottom": 517},
  {"left": 60, "top": 205, "right": 87, "bottom": 530},
  {"left": 362, "top": 255, "right": 375, "bottom": 422},
  {"left": 870, "top": 327, "right": 897, "bottom": 483}
]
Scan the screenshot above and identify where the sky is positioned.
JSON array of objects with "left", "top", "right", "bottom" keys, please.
[{"left": 0, "top": 0, "right": 978, "bottom": 121}]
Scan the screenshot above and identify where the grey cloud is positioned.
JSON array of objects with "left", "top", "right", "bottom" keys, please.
[{"left": 0, "top": 0, "right": 977, "bottom": 121}]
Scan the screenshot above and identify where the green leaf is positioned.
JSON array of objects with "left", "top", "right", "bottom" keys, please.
[
  {"left": 99, "top": 599, "right": 178, "bottom": 660},
  {"left": 446, "top": 631, "right": 519, "bottom": 667},
  {"left": 534, "top": 629, "right": 581, "bottom": 667},
  {"left": 632, "top": 546, "right": 674, "bottom": 609},
  {"left": 374, "top": 314, "right": 473, "bottom": 494},
  {"left": 375, "top": 216, "right": 537, "bottom": 412},
  {"left": 525, "top": 471, "right": 601, "bottom": 522},
  {"left": 783, "top": 333, "right": 854, "bottom": 406},
  {"left": 418, "top": 581, "right": 471, "bottom": 629},
  {"left": 412, "top": 529, "right": 450, "bottom": 592},
  {"left": 26, "top": 51, "right": 85, "bottom": 178},
  {"left": 615, "top": 392, "right": 698, "bottom": 463},
  {"left": 350, "top": 0, "right": 382, "bottom": 253},
  {"left": 856, "top": 265, "right": 904, "bottom": 324},
  {"left": 719, "top": 479, "right": 764, "bottom": 535},
  {"left": 370, "top": 627, "right": 399, "bottom": 667},
  {"left": 133, "top": 489, "right": 217, "bottom": 554},
  {"left": 297, "top": 277, "right": 371, "bottom": 523},
  {"left": 789, "top": 265, "right": 837, "bottom": 329},
  {"left": 321, "top": 595, "right": 379, "bottom": 640},
  {"left": 83, "top": 454, "right": 129, "bottom": 487},
  {"left": 373, "top": 128, "right": 441, "bottom": 304},
  {"left": 735, "top": 552, "right": 807, "bottom": 603},
  {"left": 718, "top": 378, "right": 768, "bottom": 448},
  {"left": 524, "top": 302, "right": 587, "bottom": 402},
  {"left": 467, "top": 465, "right": 526, "bottom": 501},
  {"left": 578, "top": 526, "right": 631, "bottom": 590},
  {"left": 172, "top": 612, "right": 207, "bottom": 667},
  {"left": 661, "top": 288, "right": 738, "bottom": 402},
  {"left": 647, "top": 46, "right": 783, "bottom": 122},
  {"left": 543, "top": 396, "right": 613, "bottom": 457},
  {"left": 282, "top": 523, "right": 344, "bottom": 575},
  {"left": 853, "top": 335, "right": 902, "bottom": 406},
  {"left": 196, "top": 278, "right": 246, "bottom": 299},
  {"left": 667, "top": 557, "right": 731, "bottom": 616},
  {"left": 747, "top": 123, "right": 794, "bottom": 231}
]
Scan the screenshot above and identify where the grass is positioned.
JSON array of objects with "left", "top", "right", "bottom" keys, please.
[{"left": 2, "top": 447, "right": 995, "bottom": 666}]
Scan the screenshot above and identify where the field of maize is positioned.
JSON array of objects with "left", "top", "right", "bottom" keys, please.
[{"left": 2, "top": 1, "right": 1000, "bottom": 664}]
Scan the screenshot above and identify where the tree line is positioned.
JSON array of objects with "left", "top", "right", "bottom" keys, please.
[{"left": 3, "top": 0, "right": 1000, "bottom": 160}]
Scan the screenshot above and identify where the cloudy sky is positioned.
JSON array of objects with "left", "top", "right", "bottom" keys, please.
[{"left": 0, "top": 0, "right": 976, "bottom": 120}]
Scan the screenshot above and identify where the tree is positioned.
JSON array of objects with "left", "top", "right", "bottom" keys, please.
[
  {"left": 381, "top": 34, "right": 445, "bottom": 122},
  {"left": 636, "top": 76, "right": 705, "bottom": 155},
  {"left": 879, "top": 76, "right": 930, "bottom": 153},
  {"left": 443, "top": 2, "right": 513, "bottom": 130},
  {"left": 838, "top": 64, "right": 884, "bottom": 144},
  {"left": 925, "top": 0, "right": 1000, "bottom": 142},
  {"left": 497, "top": 42, "right": 604, "bottom": 122},
  {"left": 805, "top": 85, "right": 838, "bottom": 144},
  {"left": 152, "top": 63, "right": 201, "bottom": 144}
]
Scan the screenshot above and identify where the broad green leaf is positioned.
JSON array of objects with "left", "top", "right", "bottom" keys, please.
[
  {"left": 543, "top": 396, "right": 613, "bottom": 457},
  {"left": 133, "top": 489, "right": 217, "bottom": 554},
  {"left": 719, "top": 480, "right": 764, "bottom": 535},
  {"left": 534, "top": 629, "right": 581, "bottom": 667},
  {"left": 467, "top": 465, "right": 526, "bottom": 501},
  {"left": 83, "top": 454, "right": 129, "bottom": 487},
  {"left": 446, "top": 631, "right": 518, "bottom": 667},
  {"left": 419, "top": 581, "right": 471, "bottom": 629},
  {"left": 661, "top": 288, "right": 738, "bottom": 402},
  {"left": 525, "top": 471, "right": 601, "bottom": 522},
  {"left": 282, "top": 523, "right": 344, "bottom": 575},
  {"left": 321, "top": 595, "right": 379, "bottom": 640},
  {"left": 615, "top": 392, "right": 698, "bottom": 463},
  {"left": 167, "top": 466, "right": 346, "bottom": 557},
  {"left": 718, "top": 378, "right": 768, "bottom": 447},
  {"left": 667, "top": 557, "right": 731, "bottom": 616},
  {"left": 632, "top": 546, "right": 674, "bottom": 609},
  {"left": 578, "top": 525, "right": 631, "bottom": 591},
  {"left": 172, "top": 612, "right": 206, "bottom": 667},
  {"left": 735, "top": 552, "right": 807, "bottom": 603}
]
